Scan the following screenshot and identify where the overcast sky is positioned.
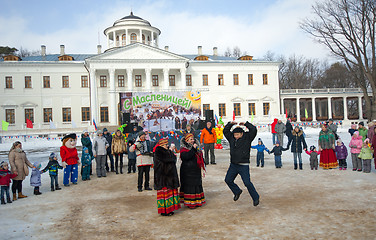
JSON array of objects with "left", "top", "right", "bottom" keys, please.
[{"left": 0, "top": 0, "right": 334, "bottom": 60}]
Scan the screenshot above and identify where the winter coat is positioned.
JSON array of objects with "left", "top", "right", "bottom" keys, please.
[
  {"left": 318, "top": 129, "right": 335, "bottom": 150},
  {"left": 30, "top": 163, "right": 42, "bottom": 187},
  {"left": 224, "top": 121, "right": 257, "bottom": 164},
  {"left": 328, "top": 124, "right": 337, "bottom": 134},
  {"left": 0, "top": 169, "right": 17, "bottom": 186},
  {"left": 275, "top": 122, "right": 286, "bottom": 134},
  {"left": 41, "top": 160, "right": 63, "bottom": 176},
  {"left": 81, "top": 134, "right": 94, "bottom": 158},
  {"left": 335, "top": 144, "right": 348, "bottom": 160},
  {"left": 93, "top": 136, "right": 109, "bottom": 156},
  {"left": 127, "top": 145, "right": 136, "bottom": 160},
  {"left": 180, "top": 137, "right": 203, "bottom": 187},
  {"left": 111, "top": 134, "right": 126, "bottom": 155},
  {"left": 9, "top": 148, "right": 34, "bottom": 181},
  {"left": 287, "top": 129, "right": 307, "bottom": 153},
  {"left": 305, "top": 150, "right": 321, "bottom": 162},
  {"left": 358, "top": 127, "right": 368, "bottom": 141},
  {"left": 372, "top": 134, "right": 376, "bottom": 155},
  {"left": 129, "top": 137, "right": 152, "bottom": 166},
  {"left": 348, "top": 128, "right": 356, "bottom": 136},
  {"left": 60, "top": 145, "right": 79, "bottom": 165},
  {"left": 271, "top": 118, "right": 278, "bottom": 134},
  {"left": 349, "top": 132, "right": 363, "bottom": 154},
  {"left": 270, "top": 146, "right": 288, "bottom": 156},
  {"left": 200, "top": 127, "right": 217, "bottom": 144},
  {"left": 358, "top": 145, "right": 373, "bottom": 160},
  {"left": 154, "top": 146, "right": 179, "bottom": 190},
  {"left": 367, "top": 125, "right": 375, "bottom": 142},
  {"left": 285, "top": 121, "right": 293, "bottom": 139},
  {"left": 251, "top": 144, "right": 269, "bottom": 153},
  {"left": 104, "top": 133, "right": 113, "bottom": 154}
]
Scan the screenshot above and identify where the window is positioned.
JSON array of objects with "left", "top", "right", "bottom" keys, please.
[
  {"left": 25, "top": 108, "right": 34, "bottom": 123},
  {"left": 218, "top": 74, "right": 224, "bottom": 86},
  {"left": 100, "top": 76, "right": 107, "bottom": 87},
  {"left": 100, "top": 107, "right": 109, "bottom": 122},
  {"left": 219, "top": 103, "right": 226, "bottom": 117},
  {"left": 169, "top": 75, "right": 175, "bottom": 86},
  {"left": 122, "top": 34, "right": 126, "bottom": 46},
  {"left": 203, "top": 74, "right": 208, "bottom": 86},
  {"left": 81, "top": 107, "right": 90, "bottom": 121},
  {"left": 62, "top": 108, "right": 71, "bottom": 122},
  {"left": 43, "top": 108, "right": 52, "bottom": 122},
  {"left": 248, "top": 74, "right": 253, "bottom": 85},
  {"left": 152, "top": 75, "right": 159, "bottom": 86},
  {"left": 58, "top": 55, "right": 73, "bottom": 61},
  {"left": 263, "top": 74, "right": 268, "bottom": 85},
  {"left": 117, "top": 75, "right": 125, "bottom": 87},
  {"left": 263, "top": 103, "right": 270, "bottom": 115},
  {"left": 25, "top": 76, "right": 32, "bottom": 88},
  {"left": 135, "top": 75, "right": 142, "bottom": 87},
  {"left": 6, "top": 109, "right": 15, "bottom": 124},
  {"left": 43, "top": 76, "right": 50, "bottom": 88},
  {"left": 81, "top": 76, "right": 88, "bottom": 88},
  {"left": 203, "top": 104, "right": 210, "bottom": 115},
  {"left": 186, "top": 75, "right": 192, "bottom": 86},
  {"left": 131, "top": 33, "right": 137, "bottom": 43},
  {"left": 233, "top": 74, "right": 239, "bottom": 85},
  {"left": 62, "top": 76, "right": 69, "bottom": 88},
  {"left": 234, "top": 103, "right": 241, "bottom": 116},
  {"left": 248, "top": 103, "right": 256, "bottom": 116},
  {"left": 6, "top": 76, "right": 13, "bottom": 88}
]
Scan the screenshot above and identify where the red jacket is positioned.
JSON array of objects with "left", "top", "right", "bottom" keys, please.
[
  {"left": 271, "top": 118, "right": 278, "bottom": 134},
  {"left": 0, "top": 169, "right": 17, "bottom": 186},
  {"left": 60, "top": 145, "right": 79, "bottom": 165}
]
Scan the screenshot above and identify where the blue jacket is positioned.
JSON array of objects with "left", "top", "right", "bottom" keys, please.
[
  {"left": 42, "top": 159, "right": 63, "bottom": 176},
  {"left": 81, "top": 151, "right": 92, "bottom": 166},
  {"left": 251, "top": 144, "right": 269, "bottom": 153},
  {"left": 127, "top": 145, "right": 137, "bottom": 160}
]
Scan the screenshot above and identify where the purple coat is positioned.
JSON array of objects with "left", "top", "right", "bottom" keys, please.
[
  {"left": 335, "top": 144, "right": 348, "bottom": 160},
  {"left": 30, "top": 162, "right": 42, "bottom": 187}
]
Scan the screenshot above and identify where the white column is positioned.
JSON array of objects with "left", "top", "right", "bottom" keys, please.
[
  {"left": 127, "top": 68, "right": 133, "bottom": 91},
  {"left": 139, "top": 29, "right": 142, "bottom": 43},
  {"left": 328, "top": 97, "right": 332, "bottom": 119},
  {"left": 163, "top": 68, "right": 169, "bottom": 90},
  {"left": 90, "top": 68, "right": 98, "bottom": 123},
  {"left": 107, "top": 33, "right": 110, "bottom": 49},
  {"left": 126, "top": 29, "right": 129, "bottom": 45},
  {"left": 281, "top": 98, "right": 285, "bottom": 116},
  {"left": 296, "top": 98, "right": 301, "bottom": 122},
  {"left": 343, "top": 97, "right": 348, "bottom": 120},
  {"left": 358, "top": 96, "right": 363, "bottom": 119},
  {"left": 145, "top": 68, "right": 151, "bottom": 91},
  {"left": 180, "top": 68, "right": 186, "bottom": 89},
  {"left": 109, "top": 68, "right": 117, "bottom": 125},
  {"left": 312, "top": 97, "right": 317, "bottom": 121}
]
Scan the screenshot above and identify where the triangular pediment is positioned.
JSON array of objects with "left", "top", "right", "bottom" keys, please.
[
  {"left": 231, "top": 97, "right": 245, "bottom": 102},
  {"left": 86, "top": 43, "right": 189, "bottom": 61},
  {"left": 20, "top": 101, "right": 38, "bottom": 107},
  {"left": 260, "top": 96, "right": 274, "bottom": 101}
]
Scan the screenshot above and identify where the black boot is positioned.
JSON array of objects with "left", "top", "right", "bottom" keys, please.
[
  {"left": 7, "top": 196, "right": 12, "bottom": 203},
  {"left": 1, "top": 197, "right": 5, "bottom": 205},
  {"left": 55, "top": 185, "right": 62, "bottom": 190},
  {"left": 294, "top": 163, "right": 297, "bottom": 170},
  {"left": 51, "top": 186, "right": 55, "bottom": 191},
  {"left": 299, "top": 163, "right": 303, "bottom": 170},
  {"left": 120, "top": 162, "right": 123, "bottom": 174}
]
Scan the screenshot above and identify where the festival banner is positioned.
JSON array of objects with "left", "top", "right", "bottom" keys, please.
[{"left": 120, "top": 91, "right": 202, "bottom": 131}]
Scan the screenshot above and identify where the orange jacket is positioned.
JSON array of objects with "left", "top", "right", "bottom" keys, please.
[{"left": 200, "top": 128, "right": 217, "bottom": 144}]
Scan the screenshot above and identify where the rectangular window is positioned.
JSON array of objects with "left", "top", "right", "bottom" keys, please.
[
  {"left": 43, "top": 76, "right": 50, "bottom": 88},
  {"left": 186, "top": 75, "right": 192, "bottom": 86},
  {"left": 5, "top": 76, "right": 13, "bottom": 89},
  {"left": 234, "top": 103, "right": 241, "bottom": 116},
  {"left": 118, "top": 75, "right": 125, "bottom": 87},
  {"left": 203, "top": 74, "right": 208, "bottom": 86},
  {"left": 43, "top": 108, "right": 52, "bottom": 123},
  {"left": 25, "top": 76, "right": 32, "bottom": 88},
  {"left": 219, "top": 103, "right": 226, "bottom": 117},
  {"left": 218, "top": 74, "right": 224, "bottom": 86},
  {"left": 248, "top": 103, "right": 256, "bottom": 116},
  {"left": 233, "top": 74, "right": 239, "bottom": 85},
  {"left": 152, "top": 75, "right": 159, "bottom": 86},
  {"left": 81, "top": 107, "right": 90, "bottom": 121},
  {"left": 62, "top": 108, "right": 71, "bottom": 122},
  {"left": 263, "top": 103, "right": 270, "bottom": 115},
  {"left": 248, "top": 74, "right": 253, "bottom": 85},
  {"left": 203, "top": 104, "right": 210, "bottom": 115},
  {"left": 100, "top": 107, "right": 109, "bottom": 122},
  {"left": 263, "top": 74, "right": 268, "bottom": 85},
  {"left": 6, "top": 109, "right": 15, "bottom": 124},
  {"left": 100, "top": 75, "right": 107, "bottom": 87},
  {"left": 135, "top": 75, "right": 142, "bottom": 87},
  {"left": 81, "top": 75, "right": 88, "bottom": 88},
  {"left": 169, "top": 75, "right": 175, "bottom": 86},
  {"left": 25, "top": 108, "right": 34, "bottom": 123},
  {"left": 62, "top": 76, "right": 69, "bottom": 88}
]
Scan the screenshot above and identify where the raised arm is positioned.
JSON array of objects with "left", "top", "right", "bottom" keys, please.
[{"left": 223, "top": 122, "right": 235, "bottom": 141}]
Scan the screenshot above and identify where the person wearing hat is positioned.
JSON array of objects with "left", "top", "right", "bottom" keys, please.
[
  {"left": 251, "top": 138, "right": 270, "bottom": 167},
  {"left": 154, "top": 138, "right": 180, "bottom": 216},
  {"left": 60, "top": 133, "right": 79, "bottom": 186},
  {"left": 358, "top": 122, "right": 368, "bottom": 141},
  {"left": 81, "top": 147, "right": 92, "bottom": 180},
  {"left": 305, "top": 146, "right": 321, "bottom": 170},
  {"left": 269, "top": 140, "right": 289, "bottom": 168},
  {"left": 93, "top": 130, "right": 109, "bottom": 178},
  {"left": 81, "top": 130, "right": 93, "bottom": 175},
  {"left": 318, "top": 124, "right": 338, "bottom": 169},
  {"left": 41, "top": 152, "right": 63, "bottom": 191},
  {"left": 0, "top": 161, "right": 18, "bottom": 204},
  {"left": 335, "top": 139, "right": 348, "bottom": 170},
  {"left": 200, "top": 121, "right": 217, "bottom": 165},
  {"left": 103, "top": 128, "right": 114, "bottom": 172},
  {"left": 223, "top": 121, "right": 259, "bottom": 207},
  {"left": 129, "top": 131, "right": 153, "bottom": 192},
  {"left": 275, "top": 120, "right": 286, "bottom": 146},
  {"left": 287, "top": 126, "right": 307, "bottom": 170}
]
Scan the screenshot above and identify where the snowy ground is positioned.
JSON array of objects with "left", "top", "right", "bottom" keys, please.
[{"left": 1, "top": 126, "right": 376, "bottom": 239}]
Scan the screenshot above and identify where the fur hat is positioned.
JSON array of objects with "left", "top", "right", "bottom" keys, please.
[{"left": 49, "top": 152, "right": 57, "bottom": 159}]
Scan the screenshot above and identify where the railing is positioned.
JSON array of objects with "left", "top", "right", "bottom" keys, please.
[{"left": 280, "top": 88, "right": 370, "bottom": 95}]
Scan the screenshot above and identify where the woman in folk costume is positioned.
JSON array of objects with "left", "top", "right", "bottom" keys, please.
[
  {"left": 179, "top": 133, "right": 206, "bottom": 209},
  {"left": 154, "top": 138, "right": 180, "bottom": 216},
  {"left": 318, "top": 123, "right": 338, "bottom": 169}
]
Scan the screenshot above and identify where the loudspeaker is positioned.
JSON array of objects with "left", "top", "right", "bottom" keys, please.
[
  {"left": 205, "top": 110, "right": 214, "bottom": 120},
  {"left": 122, "top": 112, "right": 130, "bottom": 124},
  {"left": 123, "top": 122, "right": 136, "bottom": 133},
  {"left": 197, "top": 120, "right": 206, "bottom": 130}
]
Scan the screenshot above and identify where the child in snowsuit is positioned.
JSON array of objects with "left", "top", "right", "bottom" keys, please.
[
  {"left": 349, "top": 131, "right": 363, "bottom": 171},
  {"left": 30, "top": 162, "right": 43, "bottom": 195},
  {"left": 81, "top": 147, "right": 92, "bottom": 181},
  {"left": 251, "top": 138, "right": 270, "bottom": 167},
  {"left": 42, "top": 153, "right": 63, "bottom": 191},
  {"left": 305, "top": 146, "right": 321, "bottom": 170},
  {"left": 358, "top": 138, "right": 373, "bottom": 173},
  {"left": 269, "top": 141, "right": 288, "bottom": 168},
  {"left": 335, "top": 140, "right": 348, "bottom": 170},
  {"left": 127, "top": 140, "right": 136, "bottom": 174},
  {"left": 0, "top": 161, "right": 18, "bottom": 204}
]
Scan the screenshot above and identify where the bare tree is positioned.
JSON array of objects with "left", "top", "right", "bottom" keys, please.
[
  {"left": 301, "top": 0, "right": 376, "bottom": 120},
  {"left": 316, "top": 62, "right": 358, "bottom": 88},
  {"left": 17, "top": 47, "right": 41, "bottom": 58},
  {"left": 223, "top": 46, "right": 246, "bottom": 58}
]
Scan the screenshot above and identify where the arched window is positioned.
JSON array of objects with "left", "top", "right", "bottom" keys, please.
[
  {"left": 142, "top": 34, "right": 145, "bottom": 44},
  {"left": 116, "top": 35, "right": 119, "bottom": 47},
  {"left": 122, "top": 34, "right": 126, "bottom": 46},
  {"left": 131, "top": 33, "right": 137, "bottom": 43}
]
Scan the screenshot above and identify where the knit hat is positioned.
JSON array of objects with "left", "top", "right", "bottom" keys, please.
[
  {"left": 185, "top": 133, "right": 194, "bottom": 141},
  {"left": 233, "top": 127, "right": 244, "bottom": 133},
  {"left": 329, "top": 118, "right": 334, "bottom": 122},
  {"left": 310, "top": 145, "right": 316, "bottom": 151},
  {"left": 138, "top": 131, "right": 146, "bottom": 137},
  {"left": 103, "top": 128, "right": 108, "bottom": 132},
  {"left": 158, "top": 138, "right": 168, "bottom": 146},
  {"left": 83, "top": 147, "right": 88, "bottom": 152},
  {"left": 82, "top": 129, "right": 88, "bottom": 134},
  {"left": 96, "top": 130, "right": 103, "bottom": 135},
  {"left": 351, "top": 124, "right": 357, "bottom": 128},
  {"left": 364, "top": 138, "right": 370, "bottom": 144},
  {"left": 49, "top": 152, "right": 57, "bottom": 159},
  {"left": 359, "top": 122, "right": 364, "bottom": 126},
  {"left": 0, "top": 161, "right": 8, "bottom": 169},
  {"left": 276, "top": 140, "right": 280, "bottom": 145}
]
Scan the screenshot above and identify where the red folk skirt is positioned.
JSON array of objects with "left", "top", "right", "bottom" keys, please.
[
  {"left": 319, "top": 149, "right": 338, "bottom": 169},
  {"left": 157, "top": 187, "right": 181, "bottom": 214}
]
